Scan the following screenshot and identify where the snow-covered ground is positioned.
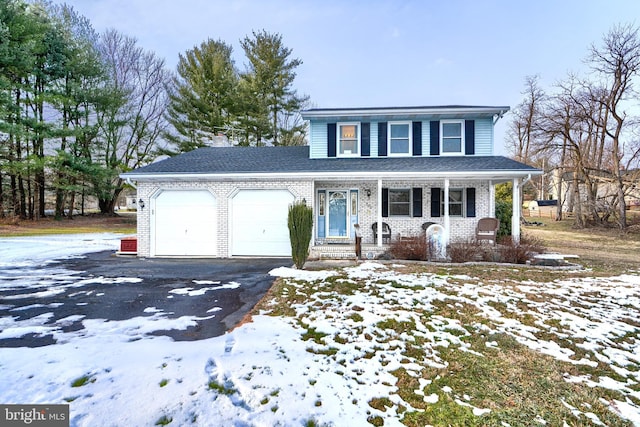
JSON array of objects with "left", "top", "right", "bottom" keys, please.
[{"left": 0, "top": 234, "right": 639, "bottom": 426}]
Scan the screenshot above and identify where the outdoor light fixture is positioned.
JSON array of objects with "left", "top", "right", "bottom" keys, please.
[
  {"left": 365, "top": 189, "right": 371, "bottom": 198},
  {"left": 138, "top": 198, "right": 145, "bottom": 210}
]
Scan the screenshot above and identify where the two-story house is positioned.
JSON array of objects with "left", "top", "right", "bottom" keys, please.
[{"left": 121, "top": 105, "right": 541, "bottom": 259}]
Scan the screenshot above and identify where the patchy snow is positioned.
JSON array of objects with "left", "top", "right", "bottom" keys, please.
[{"left": 0, "top": 234, "right": 639, "bottom": 426}]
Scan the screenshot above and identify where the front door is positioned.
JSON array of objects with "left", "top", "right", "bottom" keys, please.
[{"left": 328, "top": 191, "right": 348, "bottom": 237}]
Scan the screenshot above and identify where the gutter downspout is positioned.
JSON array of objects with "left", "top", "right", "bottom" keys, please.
[
  {"left": 125, "top": 177, "right": 137, "bottom": 189},
  {"left": 493, "top": 108, "right": 508, "bottom": 125}
]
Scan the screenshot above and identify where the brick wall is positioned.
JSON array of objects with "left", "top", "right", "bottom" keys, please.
[
  {"left": 135, "top": 177, "right": 492, "bottom": 257},
  {"left": 314, "top": 180, "right": 492, "bottom": 244}
]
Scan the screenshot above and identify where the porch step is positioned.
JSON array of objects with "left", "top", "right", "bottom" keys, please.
[
  {"left": 310, "top": 244, "right": 388, "bottom": 260},
  {"left": 318, "top": 250, "right": 357, "bottom": 260}
]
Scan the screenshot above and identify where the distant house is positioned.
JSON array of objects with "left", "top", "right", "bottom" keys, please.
[
  {"left": 120, "top": 105, "right": 542, "bottom": 258},
  {"left": 549, "top": 169, "right": 640, "bottom": 214},
  {"left": 527, "top": 200, "right": 558, "bottom": 218}
]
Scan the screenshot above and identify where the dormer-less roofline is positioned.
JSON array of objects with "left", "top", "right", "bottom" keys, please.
[{"left": 301, "top": 105, "right": 510, "bottom": 122}]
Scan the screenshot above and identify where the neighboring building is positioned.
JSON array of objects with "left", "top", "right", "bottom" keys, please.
[
  {"left": 527, "top": 200, "right": 558, "bottom": 218},
  {"left": 120, "top": 105, "right": 542, "bottom": 258},
  {"left": 549, "top": 169, "right": 640, "bottom": 214}
]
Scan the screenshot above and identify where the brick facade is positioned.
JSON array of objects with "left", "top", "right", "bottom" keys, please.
[
  {"left": 135, "top": 177, "right": 492, "bottom": 258},
  {"left": 314, "top": 180, "right": 491, "bottom": 245}
]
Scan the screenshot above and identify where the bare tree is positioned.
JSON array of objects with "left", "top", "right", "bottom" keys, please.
[
  {"left": 507, "top": 75, "right": 545, "bottom": 164},
  {"left": 515, "top": 24, "right": 640, "bottom": 230},
  {"left": 587, "top": 23, "right": 640, "bottom": 229},
  {"left": 94, "top": 29, "right": 171, "bottom": 213},
  {"left": 506, "top": 76, "right": 547, "bottom": 220}
]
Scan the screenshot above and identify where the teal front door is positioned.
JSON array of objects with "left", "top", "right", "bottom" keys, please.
[{"left": 328, "top": 191, "right": 347, "bottom": 237}]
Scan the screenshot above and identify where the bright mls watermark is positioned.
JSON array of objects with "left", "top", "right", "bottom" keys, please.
[{"left": 1, "top": 405, "right": 69, "bottom": 426}]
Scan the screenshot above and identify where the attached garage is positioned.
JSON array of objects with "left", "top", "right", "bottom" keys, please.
[
  {"left": 152, "top": 190, "right": 217, "bottom": 257},
  {"left": 231, "top": 189, "right": 294, "bottom": 256}
]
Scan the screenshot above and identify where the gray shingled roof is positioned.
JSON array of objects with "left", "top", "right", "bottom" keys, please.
[{"left": 122, "top": 146, "right": 540, "bottom": 178}]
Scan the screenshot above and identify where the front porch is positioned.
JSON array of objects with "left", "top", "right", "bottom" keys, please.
[{"left": 307, "top": 175, "right": 529, "bottom": 260}]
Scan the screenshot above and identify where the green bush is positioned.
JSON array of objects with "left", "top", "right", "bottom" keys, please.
[
  {"left": 495, "top": 199, "right": 513, "bottom": 237},
  {"left": 288, "top": 201, "right": 313, "bottom": 269}
]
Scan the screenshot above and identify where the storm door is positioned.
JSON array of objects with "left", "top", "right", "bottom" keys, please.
[{"left": 328, "top": 191, "right": 348, "bottom": 237}]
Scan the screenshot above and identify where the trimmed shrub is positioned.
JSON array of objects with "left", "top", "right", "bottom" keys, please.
[{"left": 288, "top": 201, "right": 313, "bottom": 269}]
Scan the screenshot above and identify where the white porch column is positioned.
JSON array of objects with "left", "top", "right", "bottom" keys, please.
[
  {"left": 377, "top": 179, "right": 383, "bottom": 247},
  {"left": 512, "top": 178, "right": 521, "bottom": 243},
  {"left": 489, "top": 180, "right": 495, "bottom": 217},
  {"left": 443, "top": 178, "right": 450, "bottom": 246}
]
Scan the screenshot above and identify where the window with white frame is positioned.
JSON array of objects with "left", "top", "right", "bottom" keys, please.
[
  {"left": 388, "top": 122, "right": 411, "bottom": 155},
  {"left": 389, "top": 189, "right": 411, "bottom": 216},
  {"left": 441, "top": 120, "right": 464, "bottom": 155},
  {"left": 441, "top": 188, "right": 464, "bottom": 216},
  {"left": 338, "top": 123, "right": 359, "bottom": 156}
]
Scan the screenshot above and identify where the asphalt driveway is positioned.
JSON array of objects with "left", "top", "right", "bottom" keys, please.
[{"left": 0, "top": 250, "right": 290, "bottom": 348}]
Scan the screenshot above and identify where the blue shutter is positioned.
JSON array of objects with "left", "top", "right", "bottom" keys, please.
[
  {"left": 466, "top": 187, "right": 476, "bottom": 218},
  {"left": 327, "top": 123, "right": 336, "bottom": 157},
  {"left": 465, "top": 120, "right": 475, "bottom": 155},
  {"left": 431, "top": 187, "right": 441, "bottom": 217},
  {"left": 412, "top": 121, "right": 422, "bottom": 156},
  {"left": 378, "top": 122, "right": 387, "bottom": 157},
  {"left": 412, "top": 187, "right": 423, "bottom": 217},
  {"left": 430, "top": 121, "right": 439, "bottom": 156},
  {"left": 361, "top": 122, "right": 370, "bottom": 157},
  {"left": 382, "top": 188, "right": 389, "bottom": 217}
]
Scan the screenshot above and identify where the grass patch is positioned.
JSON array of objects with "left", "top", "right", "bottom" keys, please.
[
  {"left": 301, "top": 326, "right": 329, "bottom": 344},
  {"left": 207, "top": 379, "right": 236, "bottom": 395},
  {"left": 368, "top": 397, "right": 394, "bottom": 412},
  {"left": 375, "top": 318, "right": 416, "bottom": 335},
  {"left": 155, "top": 415, "right": 172, "bottom": 426},
  {"left": 399, "top": 333, "right": 633, "bottom": 426},
  {"left": 347, "top": 312, "right": 364, "bottom": 322},
  {"left": 71, "top": 374, "right": 95, "bottom": 388}
]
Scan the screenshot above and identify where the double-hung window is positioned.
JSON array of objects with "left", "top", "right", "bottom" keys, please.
[
  {"left": 440, "top": 120, "right": 464, "bottom": 155},
  {"left": 441, "top": 189, "right": 464, "bottom": 216},
  {"left": 389, "top": 189, "right": 411, "bottom": 216},
  {"left": 388, "top": 122, "right": 411, "bottom": 155},
  {"left": 338, "top": 123, "right": 359, "bottom": 156}
]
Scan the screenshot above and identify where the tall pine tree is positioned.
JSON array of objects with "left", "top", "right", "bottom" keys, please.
[
  {"left": 240, "top": 30, "right": 308, "bottom": 146},
  {"left": 164, "top": 39, "right": 238, "bottom": 153}
]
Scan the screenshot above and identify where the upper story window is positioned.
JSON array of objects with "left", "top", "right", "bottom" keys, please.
[
  {"left": 338, "top": 123, "right": 359, "bottom": 156},
  {"left": 388, "top": 122, "right": 411, "bottom": 156},
  {"left": 441, "top": 120, "right": 464, "bottom": 155}
]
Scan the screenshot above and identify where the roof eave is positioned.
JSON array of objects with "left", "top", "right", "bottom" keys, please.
[
  {"left": 120, "top": 169, "right": 541, "bottom": 182},
  {"left": 301, "top": 106, "right": 511, "bottom": 120}
]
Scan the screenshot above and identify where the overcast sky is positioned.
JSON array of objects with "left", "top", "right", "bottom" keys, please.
[{"left": 58, "top": 0, "right": 640, "bottom": 154}]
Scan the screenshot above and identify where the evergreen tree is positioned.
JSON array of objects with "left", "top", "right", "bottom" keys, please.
[
  {"left": 164, "top": 39, "right": 238, "bottom": 153},
  {"left": 240, "top": 30, "right": 308, "bottom": 146}
]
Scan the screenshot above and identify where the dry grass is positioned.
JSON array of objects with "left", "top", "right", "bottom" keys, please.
[
  {"left": 0, "top": 213, "right": 137, "bottom": 236},
  {"left": 523, "top": 217, "right": 640, "bottom": 273}
]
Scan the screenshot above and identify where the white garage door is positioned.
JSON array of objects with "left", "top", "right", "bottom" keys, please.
[
  {"left": 231, "top": 190, "right": 294, "bottom": 256},
  {"left": 153, "top": 190, "right": 217, "bottom": 256}
]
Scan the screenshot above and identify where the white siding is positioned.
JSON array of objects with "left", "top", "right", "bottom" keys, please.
[
  {"left": 370, "top": 121, "right": 379, "bottom": 157},
  {"left": 422, "top": 121, "right": 431, "bottom": 156}
]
